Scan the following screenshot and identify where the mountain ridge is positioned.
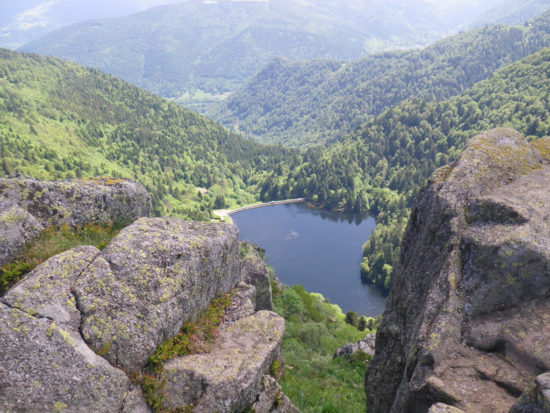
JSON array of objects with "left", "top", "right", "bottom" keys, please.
[{"left": 211, "top": 9, "right": 550, "bottom": 146}]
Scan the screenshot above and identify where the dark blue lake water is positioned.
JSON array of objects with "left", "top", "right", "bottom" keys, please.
[{"left": 231, "top": 202, "right": 386, "bottom": 317}]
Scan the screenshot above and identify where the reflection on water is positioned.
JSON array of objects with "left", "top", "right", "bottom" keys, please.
[
  {"left": 292, "top": 202, "right": 370, "bottom": 225},
  {"left": 232, "top": 202, "right": 386, "bottom": 317}
]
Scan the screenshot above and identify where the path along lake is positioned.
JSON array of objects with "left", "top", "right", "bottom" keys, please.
[{"left": 231, "top": 202, "right": 386, "bottom": 317}]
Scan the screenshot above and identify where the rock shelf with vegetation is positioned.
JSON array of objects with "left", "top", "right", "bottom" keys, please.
[
  {"left": 0, "top": 178, "right": 300, "bottom": 412},
  {"left": 0, "top": 176, "right": 379, "bottom": 412},
  {"left": 364, "top": 129, "right": 550, "bottom": 412}
]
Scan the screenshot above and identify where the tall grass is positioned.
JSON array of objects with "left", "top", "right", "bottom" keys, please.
[{"left": 273, "top": 284, "right": 378, "bottom": 412}]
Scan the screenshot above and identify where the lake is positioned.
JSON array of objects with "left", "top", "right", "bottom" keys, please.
[{"left": 231, "top": 202, "right": 386, "bottom": 317}]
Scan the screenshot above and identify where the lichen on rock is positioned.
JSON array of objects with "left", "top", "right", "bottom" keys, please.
[
  {"left": 365, "top": 129, "right": 550, "bottom": 413},
  {"left": 0, "top": 303, "right": 149, "bottom": 413},
  {"left": 0, "top": 177, "right": 151, "bottom": 267},
  {"left": 75, "top": 217, "right": 241, "bottom": 372},
  {"left": 162, "top": 310, "right": 285, "bottom": 412}
]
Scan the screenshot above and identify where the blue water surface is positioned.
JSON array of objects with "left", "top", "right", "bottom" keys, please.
[{"left": 232, "top": 202, "right": 386, "bottom": 317}]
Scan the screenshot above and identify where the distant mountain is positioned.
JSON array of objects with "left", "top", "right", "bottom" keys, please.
[
  {"left": 20, "top": 0, "right": 514, "bottom": 110},
  {"left": 0, "top": 0, "right": 185, "bottom": 49},
  {"left": 0, "top": 48, "right": 291, "bottom": 219},
  {"left": 210, "top": 10, "right": 550, "bottom": 146},
  {"left": 470, "top": 0, "right": 550, "bottom": 27}
]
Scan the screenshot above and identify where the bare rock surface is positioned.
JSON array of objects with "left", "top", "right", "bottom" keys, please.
[
  {"left": 241, "top": 254, "right": 273, "bottom": 310},
  {"left": 511, "top": 372, "right": 550, "bottom": 413},
  {"left": 252, "top": 375, "right": 300, "bottom": 413},
  {"left": 0, "top": 302, "right": 149, "bottom": 413},
  {"left": 76, "top": 217, "right": 241, "bottom": 372},
  {"left": 162, "top": 310, "right": 285, "bottom": 412},
  {"left": 221, "top": 282, "right": 256, "bottom": 326},
  {"left": 365, "top": 129, "right": 550, "bottom": 413},
  {"left": 428, "top": 403, "right": 466, "bottom": 413},
  {"left": 2, "top": 245, "right": 99, "bottom": 330},
  {"left": 0, "top": 177, "right": 151, "bottom": 266},
  {"left": 333, "top": 333, "right": 376, "bottom": 359},
  {"left": 0, "top": 205, "right": 43, "bottom": 267}
]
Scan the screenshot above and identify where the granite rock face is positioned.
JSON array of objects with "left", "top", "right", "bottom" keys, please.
[
  {"left": 0, "top": 303, "right": 149, "bottom": 413},
  {"left": 252, "top": 375, "right": 301, "bottom": 413},
  {"left": 0, "top": 177, "right": 151, "bottom": 266},
  {"left": 76, "top": 217, "right": 241, "bottom": 372},
  {"left": 162, "top": 310, "right": 285, "bottom": 412},
  {"left": 241, "top": 254, "right": 273, "bottom": 311},
  {"left": 221, "top": 282, "right": 256, "bottom": 326},
  {"left": 3, "top": 245, "right": 99, "bottom": 330},
  {"left": 333, "top": 333, "right": 376, "bottom": 359},
  {"left": 511, "top": 373, "right": 550, "bottom": 413},
  {"left": 0, "top": 173, "right": 292, "bottom": 412},
  {"left": 365, "top": 129, "right": 550, "bottom": 413}
]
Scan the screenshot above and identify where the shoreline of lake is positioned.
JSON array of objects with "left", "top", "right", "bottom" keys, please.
[
  {"left": 231, "top": 202, "right": 386, "bottom": 317},
  {"left": 214, "top": 198, "right": 306, "bottom": 224}
]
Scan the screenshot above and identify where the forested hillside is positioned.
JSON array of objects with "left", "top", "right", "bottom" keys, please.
[
  {"left": 20, "top": 0, "right": 504, "bottom": 111},
  {"left": 254, "top": 48, "right": 550, "bottom": 292},
  {"left": 212, "top": 10, "right": 550, "bottom": 146},
  {"left": 470, "top": 0, "right": 550, "bottom": 27},
  {"left": 3, "top": 45, "right": 549, "bottom": 295},
  {"left": 0, "top": 48, "right": 292, "bottom": 219}
]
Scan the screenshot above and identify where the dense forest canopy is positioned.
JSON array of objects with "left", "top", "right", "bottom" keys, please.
[
  {"left": 3, "top": 10, "right": 550, "bottom": 295},
  {"left": 18, "top": 0, "right": 535, "bottom": 111},
  {"left": 0, "top": 48, "right": 294, "bottom": 220},
  {"left": 211, "top": 10, "right": 550, "bottom": 146}
]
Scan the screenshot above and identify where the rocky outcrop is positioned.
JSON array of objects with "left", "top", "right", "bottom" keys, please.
[
  {"left": 0, "top": 205, "right": 43, "bottom": 269},
  {"left": 333, "top": 333, "right": 376, "bottom": 359},
  {"left": 163, "top": 311, "right": 285, "bottom": 412},
  {"left": 0, "top": 176, "right": 151, "bottom": 267},
  {"left": 252, "top": 375, "right": 301, "bottom": 413},
  {"left": 1, "top": 212, "right": 293, "bottom": 412},
  {"left": 0, "top": 303, "right": 149, "bottom": 413},
  {"left": 511, "top": 373, "right": 550, "bottom": 412},
  {"left": 241, "top": 254, "right": 273, "bottom": 311},
  {"left": 365, "top": 129, "right": 550, "bottom": 413},
  {"left": 76, "top": 217, "right": 241, "bottom": 372}
]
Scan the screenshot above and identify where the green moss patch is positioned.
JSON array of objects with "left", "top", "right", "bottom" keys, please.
[
  {"left": 133, "top": 293, "right": 232, "bottom": 412},
  {"left": 0, "top": 222, "right": 123, "bottom": 294}
]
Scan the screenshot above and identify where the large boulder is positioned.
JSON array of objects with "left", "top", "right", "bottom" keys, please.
[
  {"left": 75, "top": 217, "right": 241, "bottom": 372},
  {"left": 0, "top": 303, "right": 149, "bottom": 413},
  {"left": 0, "top": 205, "right": 43, "bottom": 267},
  {"left": 365, "top": 129, "right": 550, "bottom": 413},
  {"left": 162, "top": 310, "right": 285, "bottom": 412},
  {"left": 0, "top": 177, "right": 151, "bottom": 266}
]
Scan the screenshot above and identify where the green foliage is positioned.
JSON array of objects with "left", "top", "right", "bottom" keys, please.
[
  {"left": 19, "top": 1, "right": 472, "bottom": 109},
  {"left": 215, "top": 10, "right": 550, "bottom": 146},
  {"left": 345, "top": 311, "right": 359, "bottom": 328},
  {"left": 258, "top": 47, "right": 550, "bottom": 294},
  {"left": 273, "top": 285, "right": 374, "bottom": 412},
  {"left": 281, "top": 288, "right": 305, "bottom": 318},
  {"left": 358, "top": 316, "right": 368, "bottom": 332},
  {"left": 135, "top": 293, "right": 232, "bottom": 412},
  {"left": 349, "top": 350, "right": 372, "bottom": 364},
  {"left": 0, "top": 222, "right": 122, "bottom": 294},
  {"left": 0, "top": 48, "right": 293, "bottom": 219}
]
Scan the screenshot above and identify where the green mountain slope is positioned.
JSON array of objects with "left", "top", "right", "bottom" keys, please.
[
  {"left": 19, "top": 0, "right": 494, "bottom": 110},
  {"left": 211, "top": 10, "right": 550, "bottom": 146},
  {"left": 471, "top": 0, "right": 550, "bottom": 27},
  {"left": 256, "top": 47, "right": 550, "bottom": 291},
  {"left": 0, "top": 48, "right": 292, "bottom": 219}
]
